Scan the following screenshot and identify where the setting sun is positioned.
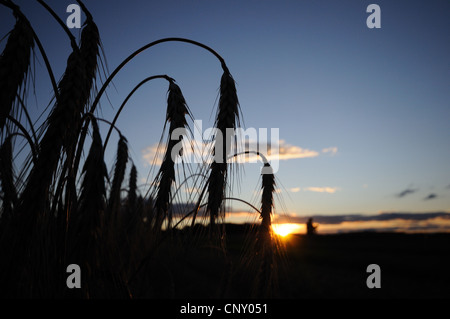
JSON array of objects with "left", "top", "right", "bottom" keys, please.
[{"left": 272, "top": 223, "right": 303, "bottom": 237}]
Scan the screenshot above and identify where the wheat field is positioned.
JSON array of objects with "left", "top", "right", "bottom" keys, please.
[{"left": 0, "top": 0, "right": 283, "bottom": 298}]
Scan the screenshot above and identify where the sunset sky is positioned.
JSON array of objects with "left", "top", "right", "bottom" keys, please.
[{"left": 2, "top": 0, "right": 449, "bottom": 233}]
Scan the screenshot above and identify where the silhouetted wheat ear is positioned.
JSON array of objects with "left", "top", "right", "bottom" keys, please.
[
  {"left": 0, "top": 13, "right": 34, "bottom": 130},
  {"left": 109, "top": 135, "right": 128, "bottom": 215},
  {"left": 0, "top": 136, "right": 17, "bottom": 218},
  {"left": 76, "top": 118, "right": 107, "bottom": 227},
  {"left": 19, "top": 48, "right": 86, "bottom": 215},
  {"left": 79, "top": 16, "right": 100, "bottom": 109},
  {"left": 127, "top": 164, "right": 138, "bottom": 214},
  {"left": 68, "top": 118, "right": 107, "bottom": 295},
  {"left": 255, "top": 162, "right": 277, "bottom": 298},
  {"left": 0, "top": 43, "right": 88, "bottom": 297},
  {"left": 207, "top": 70, "right": 240, "bottom": 229},
  {"left": 154, "top": 81, "right": 191, "bottom": 230}
]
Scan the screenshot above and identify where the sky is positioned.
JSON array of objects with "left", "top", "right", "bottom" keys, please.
[{"left": 1, "top": 0, "right": 450, "bottom": 232}]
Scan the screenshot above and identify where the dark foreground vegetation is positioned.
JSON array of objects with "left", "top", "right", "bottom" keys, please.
[
  {"left": 138, "top": 225, "right": 450, "bottom": 299},
  {"left": 275, "top": 231, "right": 450, "bottom": 298}
]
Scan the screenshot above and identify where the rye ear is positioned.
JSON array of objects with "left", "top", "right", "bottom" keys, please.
[
  {"left": 206, "top": 69, "right": 241, "bottom": 232},
  {"left": 153, "top": 80, "right": 192, "bottom": 230}
]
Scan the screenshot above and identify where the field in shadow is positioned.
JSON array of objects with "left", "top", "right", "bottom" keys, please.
[
  {"left": 274, "top": 231, "right": 450, "bottom": 298},
  {"left": 139, "top": 225, "right": 450, "bottom": 299}
]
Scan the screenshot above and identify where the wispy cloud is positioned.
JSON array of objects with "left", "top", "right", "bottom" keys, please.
[
  {"left": 142, "top": 140, "right": 212, "bottom": 167},
  {"left": 424, "top": 193, "right": 437, "bottom": 200},
  {"left": 142, "top": 144, "right": 164, "bottom": 166},
  {"left": 142, "top": 139, "right": 331, "bottom": 166},
  {"left": 321, "top": 146, "right": 338, "bottom": 156},
  {"left": 266, "top": 186, "right": 339, "bottom": 194},
  {"left": 250, "top": 141, "right": 338, "bottom": 162},
  {"left": 304, "top": 186, "right": 339, "bottom": 194},
  {"left": 396, "top": 188, "right": 418, "bottom": 198},
  {"left": 263, "top": 139, "right": 319, "bottom": 161}
]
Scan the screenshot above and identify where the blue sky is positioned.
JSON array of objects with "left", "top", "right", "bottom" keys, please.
[{"left": 2, "top": 0, "right": 450, "bottom": 224}]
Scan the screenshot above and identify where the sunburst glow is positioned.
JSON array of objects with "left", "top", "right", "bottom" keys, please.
[{"left": 272, "top": 223, "right": 302, "bottom": 237}]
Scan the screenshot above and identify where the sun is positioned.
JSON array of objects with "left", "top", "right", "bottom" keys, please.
[{"left": 272, "top": 223, "right": 302, "bottom": 237}]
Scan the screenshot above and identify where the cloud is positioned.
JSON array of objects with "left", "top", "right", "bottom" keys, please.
[
  {"left": 322, "top": 147, "right": 338, "bottom": 156},
  {"left": 304, "top": 186, "right": 339, "bottom": 194},
  {"left": 275, "top": 212, "right": 450, "bottom": 225},
  {"left": 229, "top": 139, "right": 321, "bottom": 163},
  {"left": 396, "top": 188, "right": 418, "bottom": 198},
  {"left": 265, "top": 139, "right": 319, "bottom": 161},
  {"left": 142, "top": 139, "right": 325, "bottom": 167},
  {"left": 424, "top": 193, "right": 437, "bottom": 200},
  {"left": 263, "top": 186, "right": 338, "bottom": 194},
  {"left": 142, "top": 144, "right": 164, "bottom": 166},
  {"left": 142, "top": 140, "right": 211, "bottom": 167}
]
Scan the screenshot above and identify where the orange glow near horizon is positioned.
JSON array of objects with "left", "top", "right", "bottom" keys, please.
[{"left": 272, "top": 223, "right": 303, "bottom": 237}]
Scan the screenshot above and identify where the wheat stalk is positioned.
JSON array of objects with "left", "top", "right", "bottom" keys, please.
[
  {"left": 61, "top": 12, "right": 101, "bottom": 236},
  {"left": 79, "top": 13, "right": 100, "bottom": 110},
  {"left": 127, "top": 164, "right": 138, "bottom": 215},
  {"left": 153, "top": 80, "right": 191, "bottom": 230},
  {"left": 18, "top": 0, "right": 101, "bottom": 215},
  {"left": 75, "top": 117, "right": 107, "bottom": 231},
  {"left": 67, "top": 117, "right": 107, "bottom": 297},
  {"left": 254, "top": 163, "right": 277, "bottom": 298},
  {"left": 108, "top": 134, "right": 129, "bottom": 216},
  {"left": 13, "top": 48, "right": 86, "bottom": 297},
  {"left": 23, "top": 49, "right": 85, "bottom": 212},
  {"left": 0, "top": 11, "right": 34, "bottom": 131},
  {"left": 102, "top": 133, "right": 130, "bottom": 293},
  {"left": 207, "top": 69, "right": 240, "bottom": 232},
  {"left": 63, "top": 8, "right": 100, "bottom": 197},
  {"left": 0, "top": 8, "right": 90, "bottom": 294},
  {"left": 0, "top": 136, "right": 17, "bottom": 219}
]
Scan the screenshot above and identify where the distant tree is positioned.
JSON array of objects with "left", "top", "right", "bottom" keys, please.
[{"left": 306, "top": 218, "right": 317, "bottom": 236}]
